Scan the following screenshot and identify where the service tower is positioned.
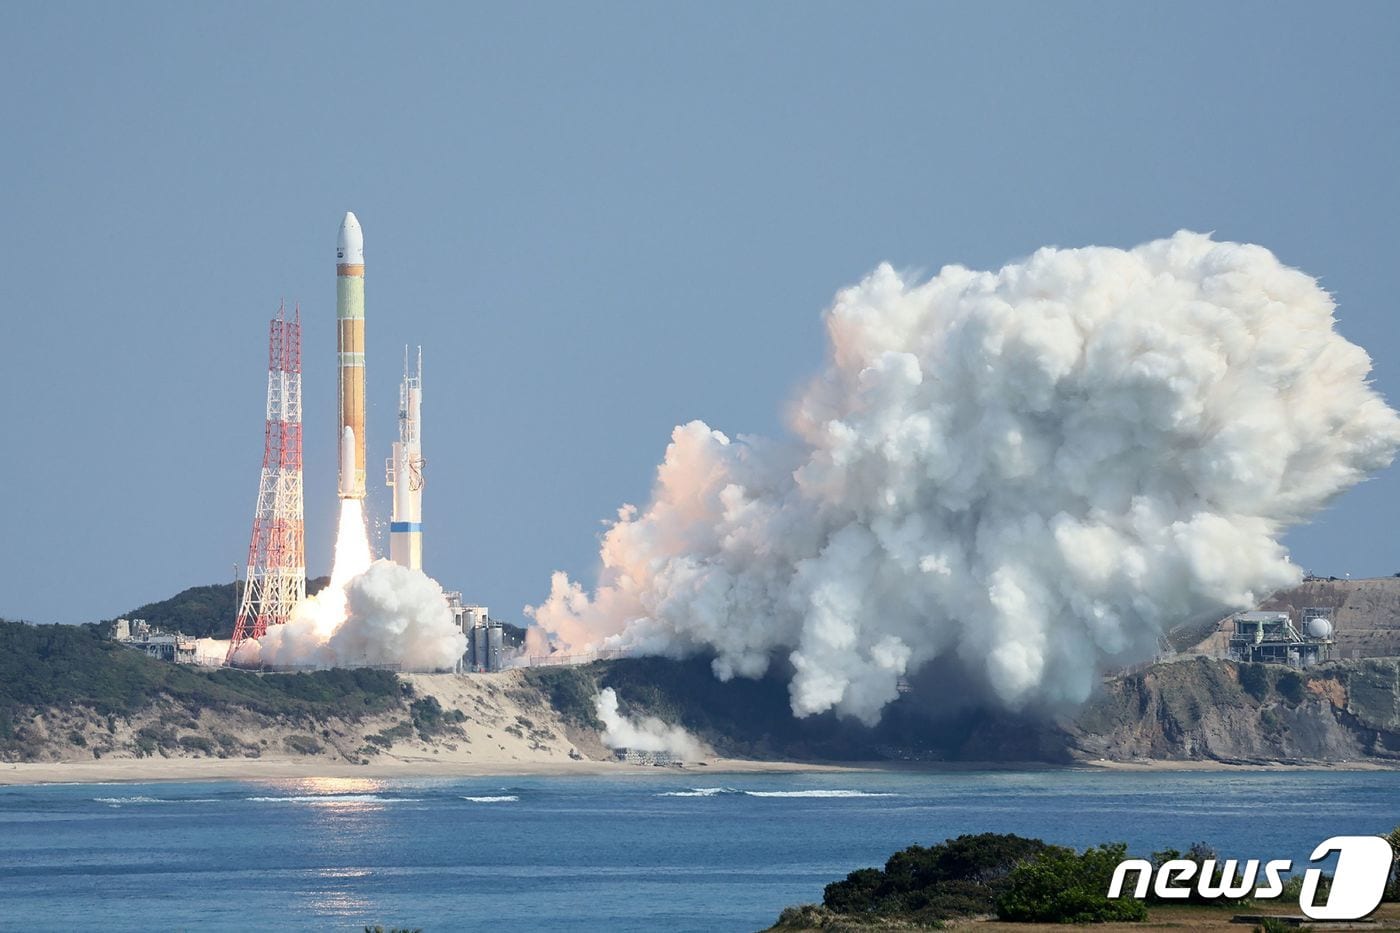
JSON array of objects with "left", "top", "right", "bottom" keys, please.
[
  {"left": 387, "top": 348, "right": 425, "bottom": 570},
  {"left": 336, "top": 212, "right": 366, "bottom": 499}
]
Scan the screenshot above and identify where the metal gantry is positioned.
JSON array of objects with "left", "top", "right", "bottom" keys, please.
[{"left": 227, "top": 304, "right": 306, "bottom": 663}]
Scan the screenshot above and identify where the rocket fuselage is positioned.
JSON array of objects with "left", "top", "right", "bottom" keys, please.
[
  {"left": 336, "top": 212, "right": 366, "bottom": 500},
  {"left": 388, "top": 349, "right": 424, "bottom": 571}
]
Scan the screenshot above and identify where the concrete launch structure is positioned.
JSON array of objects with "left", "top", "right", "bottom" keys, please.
[
  {"left": 336, "top": 212, "right": 367, "bottom": 500},
  {"left": 387, "top": 348, "right": 425, "bottom": 570}
]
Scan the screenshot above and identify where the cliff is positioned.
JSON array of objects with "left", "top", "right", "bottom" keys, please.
[{"left": 1068, "top": 656, "right": 1400, "bottom": 763}]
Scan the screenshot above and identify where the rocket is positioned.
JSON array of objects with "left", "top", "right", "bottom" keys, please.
[
  {"left": 387, "top": 348, "right": 424, "bottom": 570},
  {"left": 336, "top": 212, "right": 366, "bottom": 500}
]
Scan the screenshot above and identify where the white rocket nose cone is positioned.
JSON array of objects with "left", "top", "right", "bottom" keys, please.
[{"left": 337, "top": 212, "right": 364, "bottom": 264}]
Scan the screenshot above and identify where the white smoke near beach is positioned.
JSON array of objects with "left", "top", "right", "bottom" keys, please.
[
  {"left": 235, "top": 559, "right": 465, "bottom": 671},
  {"left": 529, "top": 232, "right": 1400, "bottom": 724},
  {"left": 593, "top": 688, "right": 703, "bottom": 760}
]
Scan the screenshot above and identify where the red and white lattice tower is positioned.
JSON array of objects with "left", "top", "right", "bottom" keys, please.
[{"left": 227, "top": 304, "right": 305, "bottom": 663}]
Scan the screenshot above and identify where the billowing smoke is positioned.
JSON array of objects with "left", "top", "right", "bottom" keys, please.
[
  {"left": 237, "top": 560, "right": 464, "bottom": 670},
  {"left": 234, "top": 501, "right": 465, "bottom": 671},
  {"left": 233, "top": 498, "right": 464, "bottom": 664},
  {"left": 593, "top": 688, "right": 703, "bottom": 760},
  {"left": 529, "top": 232, "right": 1400, "bottom": 724}
]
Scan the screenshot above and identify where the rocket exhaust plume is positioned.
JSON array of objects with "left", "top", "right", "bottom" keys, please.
[{"left": 528, "top": 232, "right": 1400, "bottom": 724}]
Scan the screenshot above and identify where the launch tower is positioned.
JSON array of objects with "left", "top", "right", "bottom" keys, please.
[
  {"left": 228, "top": 305, "right": 306, "bottom": 662},
  {"left": 387, "top": 347, "right": 425, "bottom": 570}
]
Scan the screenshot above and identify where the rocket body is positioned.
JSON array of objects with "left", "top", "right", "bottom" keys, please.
[
  {"left": 388, "top": 349, "right": 424, "bottom": 571},
  {"left": 336, "top": 212, "right": 366, "bottom": 500}
]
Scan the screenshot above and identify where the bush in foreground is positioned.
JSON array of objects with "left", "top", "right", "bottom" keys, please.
[
  {"left": 820, "top": 833, "right": 1054, "bottom": 923},
  {"left": 995, "top": 842, "right": 1148, "bottom": 923}
]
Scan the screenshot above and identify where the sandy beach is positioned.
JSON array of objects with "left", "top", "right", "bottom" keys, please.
[
  {"left": 0, "top": 754, "right": 853, "bottom": 786},
  {"left": 4, "top": 752, "right": 1394, "bottom": 787}
]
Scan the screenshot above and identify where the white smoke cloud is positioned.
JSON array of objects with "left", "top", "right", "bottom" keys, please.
[
  {"left": 593, "top": 688, "right": 703, "bottom": 760},
  {"left": 236, "top": 560, "right": 465, "bottom": 671},
  {"left": 529, "top": 232, "right": 1400, "bottom": 724},
  {"left": 193, "top": 637, "right": 230, "bottom": 666}
]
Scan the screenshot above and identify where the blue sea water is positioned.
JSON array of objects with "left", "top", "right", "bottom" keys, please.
[{"left": 0, "top": 769, "right": 1396, "bottom": 932}]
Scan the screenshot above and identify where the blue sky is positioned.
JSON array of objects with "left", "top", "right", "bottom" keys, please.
[{"left": 2, "top": 2, "right": 1397, "bottom": 624}]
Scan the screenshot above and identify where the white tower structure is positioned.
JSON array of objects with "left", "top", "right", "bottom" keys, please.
[{"left": 387, "top": 347, "right": 424, "bottom": 570}]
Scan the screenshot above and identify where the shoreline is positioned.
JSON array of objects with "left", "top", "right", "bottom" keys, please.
[{"left": 2, "top": 754, "right": 1394, "bottom": 787}]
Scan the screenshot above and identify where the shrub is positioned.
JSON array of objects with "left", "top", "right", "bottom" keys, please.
[
  {"left": 1148, "top": 842, "right": 1251, "bottom": 906},
  {"left": 1239, "top": 663, "right": 1270, "bottom": 701},
  {"left": 177, "top": 735, "right": 215, "bottom": 754},
  {"left": 1386, "top": 825, "right": 1399, "bottom": 902},
  {"left": 822, "top": 833, "right": 1054, "bottom": 922},
  {"left": 285, "top": 734, "right": 323, "bottom": 755},
  {"left": 995, "top": 842, "right": 1148, "bottom": 923},
  {"left": 1276, "top": 671, "right": 1305, "bottom": 705}
]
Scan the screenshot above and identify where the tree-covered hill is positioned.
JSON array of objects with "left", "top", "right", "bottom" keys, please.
[
  {"left": 97, "top": 577, "right": 331, "bottom": 639},
  {"left": 0, "top": 617, "right": 404, "bottom": 758}
]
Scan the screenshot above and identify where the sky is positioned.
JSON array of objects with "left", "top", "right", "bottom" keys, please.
[{"left": 1, "top": 2, "right": 1397, "bottom": 625}]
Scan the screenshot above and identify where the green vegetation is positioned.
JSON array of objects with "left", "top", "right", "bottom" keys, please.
[
  {"left": 1275, "top": 670, "right": 1305, "bottom": 705},
  {"left": 1233, "top": 664, "right": 1305, "bottom": 707},
  {"left": 0, "top": 617, "right": 402, "bottom": 760},
  {"left": 1252, "top": 918, "right": 1293, "bottom": 933},
  {"left": 769, "top": 903, "right": 939, "bottom": 929},
  {"left": 772, "top": 834, "right": 1150, "bottom": 927},
  {"left": 773, "top": 825, "right": 1400, "bottom": 929},
  {"left": 522, "top": 664, "right": 605, "bottom": 729},
  {"left": 996, "top": 843, "right": 1148, "bottom": 923},
  {"left": 1388, "top": 824, "right": 1400, "bottom": 902},
  {"left": 1238, "top": 662, "right": 1271, "bottom": 701},
  {"left": 284, "top": 734, "right": 323, "bottom": 755},
  {"left": 366, "top": 722, "right": 415, "bottom": 748},
  {"left": 821, "top": 833, "right": 1055, "bottom": 924},
  {"left": 1144, "top": 842, "right": 1250, "bottom": 906}
]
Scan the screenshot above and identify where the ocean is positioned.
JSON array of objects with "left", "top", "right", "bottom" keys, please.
[{"left": 1, "top": 769, "right": 1396, "bottom": 931}]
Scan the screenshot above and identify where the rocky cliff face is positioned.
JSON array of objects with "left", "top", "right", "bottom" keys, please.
[
  {"left": 526, "top": 655, "right": 1400, "bottom": 766},
  {"left": 1065, "top": 657, "right": 1400, "bottom": 763}
]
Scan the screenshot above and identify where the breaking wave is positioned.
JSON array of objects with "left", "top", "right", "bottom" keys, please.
[{"left": 655, "top": 787, "right": 896, "bottom": 799}]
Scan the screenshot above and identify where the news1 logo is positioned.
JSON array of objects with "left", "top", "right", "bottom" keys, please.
[{"left": 1108, "top": 835, "right": 1395, "bottom": 921}]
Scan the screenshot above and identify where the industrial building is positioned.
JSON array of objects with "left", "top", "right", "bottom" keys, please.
[
  {"left": 112, "top": 619, "right": 199, "bottom": 664},
  {"left": 448, "top": 597, "right": 506, "bottom": 672},
  {"left": 1227, "top": 609, "right": 1335, "bottom": 666}
]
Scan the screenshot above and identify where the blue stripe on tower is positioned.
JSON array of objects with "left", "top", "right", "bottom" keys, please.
[{"left": 390, "top": 522, "right": 423, "bottom": 532}]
